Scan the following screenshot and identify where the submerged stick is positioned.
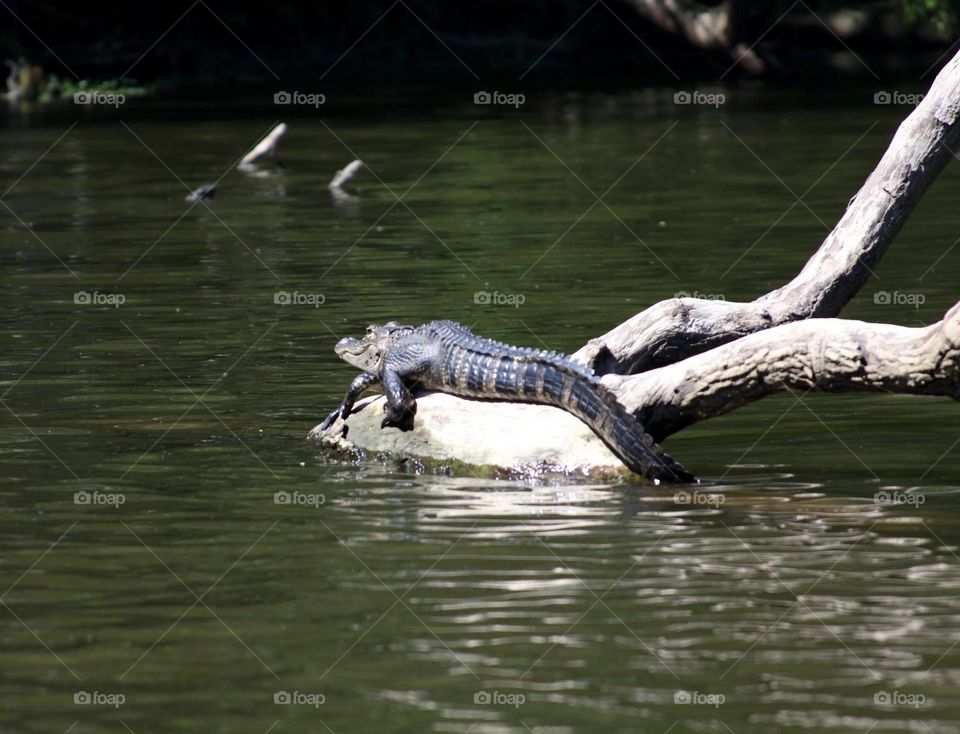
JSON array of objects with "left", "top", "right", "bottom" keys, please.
[
  {"left": 329, "top": 159, "right": 364, "bottom": 190},
  {"left": 239, "top": 122, "right": 287, "bottom": 168}
]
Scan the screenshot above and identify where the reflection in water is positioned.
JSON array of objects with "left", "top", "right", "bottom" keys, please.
[
  {"left": 313, "top": 470, "right": 959, "bottom": 732},
  {"left": 330, "top": 186, "right": 362, "bottom": 218},
  {"left": 0, "top": 90, "right": 959, "bottom": 732}
]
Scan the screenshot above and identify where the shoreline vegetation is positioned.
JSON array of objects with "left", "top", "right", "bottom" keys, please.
[
  {"left": 2, "top": 2, "right": 960, "bottom": 99},
  {"left": 4, "top": 59, "right": 148, "bottom": 103}
]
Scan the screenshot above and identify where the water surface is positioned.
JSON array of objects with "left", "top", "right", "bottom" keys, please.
[{"left": 1, "top": 88, "right": 958, "bottom": 733}]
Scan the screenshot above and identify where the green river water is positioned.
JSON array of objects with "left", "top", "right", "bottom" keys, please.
[{"left": 1, "top": 87, "right": 958, "bottom": 733}]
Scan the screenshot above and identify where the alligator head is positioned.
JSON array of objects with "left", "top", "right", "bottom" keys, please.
[{"left": 334, "top": 321, "right": 414, "bottom": 372}]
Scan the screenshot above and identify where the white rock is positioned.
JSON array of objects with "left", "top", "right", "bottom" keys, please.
[{"left": 308, "top": 392, "right": 630, "bottom": 479}]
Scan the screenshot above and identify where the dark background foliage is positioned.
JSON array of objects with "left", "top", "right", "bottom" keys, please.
[{"left": 1, "top": 1, "right": 958, "bottom": 87}]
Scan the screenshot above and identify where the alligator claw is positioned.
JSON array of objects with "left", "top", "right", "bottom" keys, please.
[
  {"left": 381, "top": 406, "right": 415, "bottom": 431},
  {"left": 380, "top": 417, "right": 415, "bottom": 431},
  {"left": 318, "top": 407, "right": 343, "bottom": 431}
]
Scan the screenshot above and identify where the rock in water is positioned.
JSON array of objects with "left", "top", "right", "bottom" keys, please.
[{"left": 308, "top": 392, "right": 630, "bottom": 479}]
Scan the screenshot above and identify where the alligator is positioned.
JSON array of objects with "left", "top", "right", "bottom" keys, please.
[{"left": 320, "top": 320, "right": 696, "bottom": 483}]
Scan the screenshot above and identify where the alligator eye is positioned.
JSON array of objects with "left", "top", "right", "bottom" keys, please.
[{"left": 365, "top": 325, "right": 374, "bottom": 335}]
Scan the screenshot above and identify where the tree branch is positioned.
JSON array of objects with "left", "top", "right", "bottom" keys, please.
[
  {"left": 608, "top": 302, "right": 960, "bottom": 441},
  {"left": 621, "top": 0, "right": 765, "bottom": 74},
  {"left": 574, "top": 47, "right": 960, "bottom": 376}
]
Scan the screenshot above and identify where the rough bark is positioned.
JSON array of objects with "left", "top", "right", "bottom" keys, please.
[
  {"left": 610, "top": 302, "right": 960, "bottom": 441},
  {"left": 622, "top": 0, "right": 765, "bottom": 74},
  {"left": 574, "top": 47, "right": 960, "bottom": 376}
]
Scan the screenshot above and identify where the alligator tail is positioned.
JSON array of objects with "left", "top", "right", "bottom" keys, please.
[
  {"left": 587, "top": 387, "right": 696, "bottom": 484},
  {"left": 440, "top": 332, "right": 696, "bottom": 483},
  {"left": 534, "top": 362, "right": 696, "bottom": 483}
]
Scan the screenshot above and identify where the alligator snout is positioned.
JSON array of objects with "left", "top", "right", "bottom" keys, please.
[{"left": 334, "top": 336, "right": 362, "bottom": 355}]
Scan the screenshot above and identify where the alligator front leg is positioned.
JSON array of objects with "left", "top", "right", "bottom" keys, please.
[
  {"left": 381, "top": 370, "right": 417, "bottom": 430},
  {"left": 379, "top": 343, "right": 435, "bottom": 430},
  {"left": 320, "top": 372, "right": 381, "bottom": 430}
]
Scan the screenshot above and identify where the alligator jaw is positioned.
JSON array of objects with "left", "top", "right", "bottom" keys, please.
[
  {"left": 334, "top": 336, "right": 364, "bottom": 358},
  {"left": 333, "top": 336, "right": 382, "bottom": 372}
]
